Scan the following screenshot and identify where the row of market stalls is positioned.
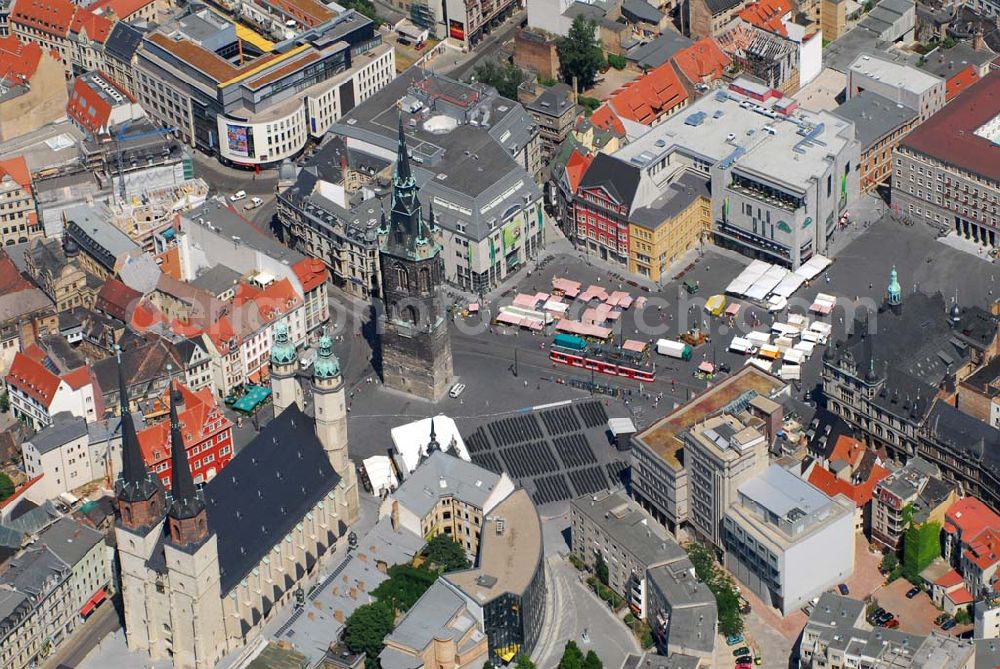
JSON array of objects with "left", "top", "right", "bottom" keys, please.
[
  {"left": 727, "top": 315, "right": 833, "bottom": 380},
  {"left": 493, "top": 277, "right": 638, "bottom": 341},
  {"left": 724, "top": 255, "right": 833, "bottom": 309}
]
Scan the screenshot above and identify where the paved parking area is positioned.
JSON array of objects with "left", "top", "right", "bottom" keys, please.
[{"left": 873, "top": 578, "right": 941, "bottom": 636}]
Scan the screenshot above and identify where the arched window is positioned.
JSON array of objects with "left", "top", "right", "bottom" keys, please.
[
  {"left": 419, "top": 267, "right": 431, "bottom": 293},
  {"left": 402, "top": 305, "right": 418, "bottom": 325},
  {"left": 395, "top": 266, "right": 409, "bottom": 291}
]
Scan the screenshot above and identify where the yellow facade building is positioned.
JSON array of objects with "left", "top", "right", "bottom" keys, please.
[{"left": 628, "top": 173, "right": 712, "bottom": 282}]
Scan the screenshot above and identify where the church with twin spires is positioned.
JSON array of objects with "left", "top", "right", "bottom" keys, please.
[{"left": 114, "top": 323, "right": 359, "bottom": 669}]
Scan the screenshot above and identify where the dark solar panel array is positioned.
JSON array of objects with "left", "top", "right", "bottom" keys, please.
[
  {"left": 606, "top": 461, "right": 629, "bottom": 486},
  {"left": 567, "top": 466, "right": 611, "bottom": 496},
  {"left": 465, "top": 431, "right": 491, "bottom": 454},
  {"left": 499, "top": 442, "right": 560, "bottom": 478},
  {"left": 540, "top": 405, "right": 581, "bottom": 435},
  {"left": 531, "top": 474, "right": 572, "bottom": 505},
  {"left": 553, "top": 434, "right": 597, "bottom": 469},
  {"left": 487, "top": 414, "right": 544, "bottom": 447},
  {"left": 464, "top": 401, "right": 628, "bottom": 505},
  {"left": 472, "top": 451, "right": 504, "bottom": 474},
  {"left": 576, "top": 401, "right": 609, "bottom": 429}
]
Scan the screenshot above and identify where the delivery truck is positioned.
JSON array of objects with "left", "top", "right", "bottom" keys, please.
[{"left": 656, "top": 339, "right": 693, "bottom": 360}]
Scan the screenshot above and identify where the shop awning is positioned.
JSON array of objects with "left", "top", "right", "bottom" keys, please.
[{"left": 81, "top": 588, "right": 107, "bottom": 617}]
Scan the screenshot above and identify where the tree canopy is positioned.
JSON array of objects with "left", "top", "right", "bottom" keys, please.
[
  {"left": 343, "top": 601, "right": 395, "bottom": 659},
  {"left": 422, "top": 534, "right": 469, "bottom": 572},
  {"left": 370, "top": 564, "right": 438, "bottom": 611},
  {"left": 903, "top": 521, "right": 941, "bottom": 583},
  {"left": 684, "top": 542, "right": 744, "bottom": 637},
  {"left": 559, "top": 641, "right": 585, "bottom": 669},
  {"left": 583, "top": 650, "right": 603, "bottom": 669},
  {"left": 0, "top": 473, "right": 13, "bottom": 501},
  {"left": 557, "top": 16, "right": 605, "bottom": 91},
  {"left": 472, "top": 59, "right": 527, "bottom": 99}
]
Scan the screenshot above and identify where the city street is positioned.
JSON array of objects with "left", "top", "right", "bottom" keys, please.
[{"left": 43, "top": 602, "right": 121, "bottom": 669}]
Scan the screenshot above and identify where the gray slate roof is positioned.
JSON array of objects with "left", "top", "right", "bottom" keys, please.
[
  {"left": 571, "top": 490, "right": 687, "bottom": 569},
  {"left": 38, "top": 517, "right": 104, "bottom": 567},
  {"left": 393, "top": 451, "right": 501, "bottom": 520},
  {"left": 27, "top": 412, "right": 88, "bottom": 455},
  {"left": 382, "top": 580, "right": 467, "bottom": 652},
  {"left": 832, "top": 90, "right": 917, "bottom": 150},
  {"left": 627, "top": 31, "right": 693, "bottom": 69}
]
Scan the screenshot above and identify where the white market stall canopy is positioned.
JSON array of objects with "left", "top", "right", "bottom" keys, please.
[{"left": 795, "top": 254, "right": 832, "bottom": 280}]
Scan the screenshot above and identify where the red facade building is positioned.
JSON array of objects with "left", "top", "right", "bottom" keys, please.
[{"left": 137, "top": 381, "right": 233, "bottom": 488}]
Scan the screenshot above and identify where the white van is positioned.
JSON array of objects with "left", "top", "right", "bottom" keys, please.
[
  {"left": 449, "top": 382, "right": 466, "bottom": 398},
  {"left": 230, "top": 190, "right": 247, "bottom": 202}
]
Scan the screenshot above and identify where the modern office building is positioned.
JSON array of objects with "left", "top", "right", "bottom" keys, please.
[
  {"left": 134, "top": 6, "right": 394, "bottom": 166},
  {"left": 847, "top": 53, "right": 945, "bottom": 121},
  {"left": 722, "top": 465, "right": 855, "bottom": 615},
  {"left": 280, "top": 69, "right": 544, "bottom": 295},
  {"left": 831, "top": 90, "right": 919, "bottom": 193},
  {"left": 392, "top": 0, "right": 520, "bottom": 48},
  {"left": 570, "top": 489, "right": 689, "bottom": 617},
  {"left": 592, "top": 78, "right": 859, "bottom": 270},
  {"left": 630, "top": 366, "right": 788, "bottom": 535},
  {"left": 645, "top": 556, "right": 718, "bottom": 660},
  {"left": 891, "top": 72, "right": 1000, "bottom": 247}
]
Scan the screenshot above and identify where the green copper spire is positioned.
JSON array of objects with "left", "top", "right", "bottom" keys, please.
[
  {"left": 270, "top": 321, "right": 297, "bottom": 366},
  {"left": 887, "top": 265, "right": 901, "bottom": 306},
  {"left": 313, "top": 333, "right": 340, "bottom": 379}
]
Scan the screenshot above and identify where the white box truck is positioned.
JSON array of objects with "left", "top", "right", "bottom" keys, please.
[{"left": 656, "top": 339, "right": 693, "bottom": 360}]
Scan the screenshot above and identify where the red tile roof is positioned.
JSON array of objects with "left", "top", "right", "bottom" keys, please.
[
  {"left": 946, "top": 497, "right": 1000, "bottom": 542},
  {"left": 608, "top": 62, "right": 688, "bottom": 126},
  {"left": 129, "top": 299, "right": 166, "bottom": 332},
  {"left": 62, "top": 366, "right": 91, "bottom": 390},
  {"left": 829, "top": 434, "right": 866, "bottom": 468},
  {"left": 936, "top": 568, "right": 964, "bottom": 588},
  {"left": 807, "top": 461, "right": 890, "bottom": 507},
  {"left": 672, "top": 38, "right": 731, "bottom": 84},
  {"left": 70, "top": 8, "right": 113, "bottom": 43},
  {"left": 89, "top": 0, "right": 155, "bottom": 19},
  {"left": 565, "top": 149, "right": 593, "bottom": 195},
  {"left": 5, "top": 352, "right": 61, "bottom": 405},
  {"left": 137, "top": 381, "right": 231, "bottom": 466},
  {"left": 966, "top": 527, "right": 1000, "bottom": 570},
  {"left": 0, "top": 249, "right": 34, "bottom": 296},
  {"left": 739, "top": 0, "right": 791, "bottom": 35},
  {"left": 944, "top": 64, "right": 980, "bottom": 102},
  {"left": 945, "top": 584, "right": 974, "bottom": 605},
  {"left": 900, "top": 71, "right": 1000, "bottom": 183},
  {"left": 68, "top": 76, "right": 114, "bottom": 135},
  {"left": 0, "top": 155, "right": 32, "bottom": 197},
  {"left": 0, "top": 36, "right": 44, "bottom": 85},
  {"left": 292, "top": 257, "right": 328, "bottom": 294},
  {"left": 96, "top": 278, "right": 142, "bottom": 321},
  {"left": 588, "top": 104, "right": 627, "bottom": 135},
  {"left": 10, "top": 0, "right": 77, "bottom": 38}
]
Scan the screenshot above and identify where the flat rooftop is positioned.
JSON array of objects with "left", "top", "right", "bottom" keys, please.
[
  {"left": 444, "top": 489, "right": 542, "bottom": 603},
  {"left": 634, "top": 366, "right": 786, "bottom": 465},
  {"left": 832, "top": 90, "right": 917, "bottom": 150},
  {"left": 900, "top": 71, "right": 1000, "bottom": 183},
  {"left": 571, "top": 490, "right": 688, "bottom": 568},
  {"left": 848, "top": 53, "right": 943, "bottom": 94},
  {"left": 614, "top": 82, "right": 855, "bottom": 192}
]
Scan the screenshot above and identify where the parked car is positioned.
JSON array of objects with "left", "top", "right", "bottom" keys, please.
[
  {"left": 935, "top": 614, "right": 951, "bottom": 625},
  {"left": 905, "top": 586, "right": 921, "bottom": 599},
  {"left": 244, "top": 196, "right": 264, "bottom": 210},
  {"left": 726, "top": 635, "right": 745, "bottom": 647},
  {"left": 448, "top": 382, "right": 466, "bottom": 398},
  {"left": 884, "top": 619, "right": 900, "bottom": 629},
  {"left": 876, "top": 612, "right": 894, "bottom": 625},
  {"left": 230, "top": 190, "right": 247, "bottom": 202},
  {"left": 942, "top": 619, "right": 958, "bottom": 631},
  {"left": 733, "top": 647, "right": 751, "bottom": 657},
  {"left": 868, "top": 607, "right": 885, "bottom": 622},
  {"left": 838, "top": 583, "right": 850, "bottom": 595}
]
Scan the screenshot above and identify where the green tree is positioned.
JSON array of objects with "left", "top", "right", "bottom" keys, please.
[
  {"left": 342, "top": 0, "right": 382, "bottom": 24},
  {"left": 880, "top": 553, "right": 899, "bottom": 573},
  {"left": 557, "top": 16, "right": 605, "bottom": 91},
  {"left": 423, "top": 534, "right": 469, "bottom": 572},
  {"left": 343, "top": 601, "right": 394, "bottom": 659},
  {"left": 472, "top": 59, "right": 527, "bottom": 99},
  {"left": 0, "top": 391, "right": 8, "bottom": 413},
  {"left": 559, "top": 640, "right": 585, "bottom": 669},
  {"left": 683, "top": 542, "right": 744, "bottom": 637},
  {"left": 516, "top": 654, "right": 537, "bottom": 669},
  {"left": 371, "top": 564, "right": 438, "bottom": 611},
  {"left": 484, "top": 663, "right": 495, "bottom": 669},
  {"left": 595, "top": 552, "right": 609, "bottom": 585},
  {"left": 0, "top": 473, "right": 13, "bottom": 501},
  {"left": 583, "top": 650, "right": 602, "bottom": 669}
]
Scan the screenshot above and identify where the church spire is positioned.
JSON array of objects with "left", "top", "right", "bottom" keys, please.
[
  {"left": 427, "top": 417, "right": 440, "bottom": 454},
  {"left": 167, "top": 381, "right": 201, "bottom": 518},
  {"left": 395, "top": 115, "right": 412, "bottom": 185},
  {"left": 115, "top": 347, "right": 161, "bottom": 503}
]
